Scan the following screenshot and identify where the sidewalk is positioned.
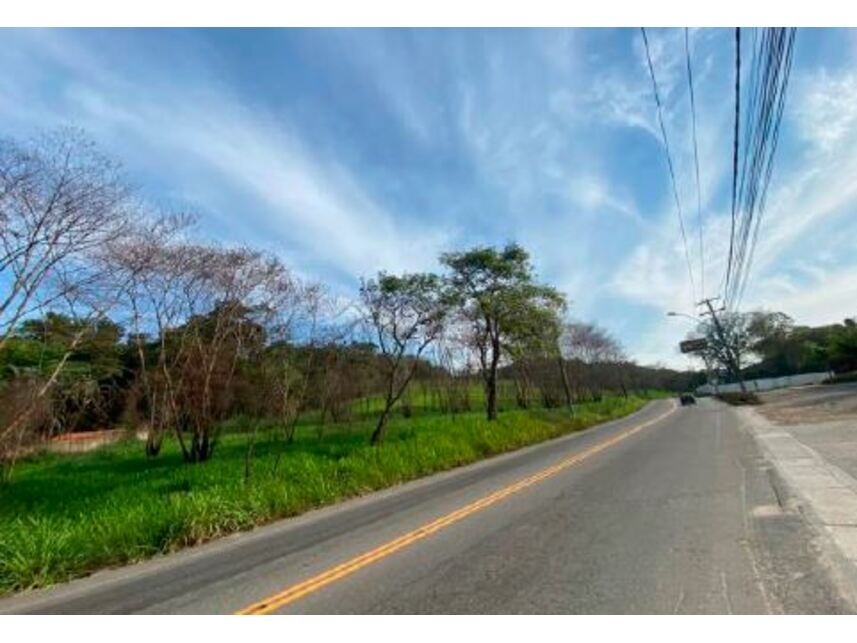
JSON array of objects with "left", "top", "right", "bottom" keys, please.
[{"left": 740, "top": 401, "right": 857, "bottom": 601}]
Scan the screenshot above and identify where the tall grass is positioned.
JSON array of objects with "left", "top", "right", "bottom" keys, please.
[{"left": 0, "top": 394, "right": 654, "bottom": 595}]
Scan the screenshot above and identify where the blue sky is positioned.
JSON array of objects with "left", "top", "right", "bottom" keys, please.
[{"left": 2, "top": 28, "right": 857, "bottom": 367}]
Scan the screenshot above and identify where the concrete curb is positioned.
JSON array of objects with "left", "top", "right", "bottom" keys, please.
[{"left": 738, "top": 405, "right": 857, "bottom": 608}]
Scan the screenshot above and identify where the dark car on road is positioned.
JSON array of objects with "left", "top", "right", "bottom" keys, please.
[{"left": 679, "top": 393, "right": 696, "bottom": 406}]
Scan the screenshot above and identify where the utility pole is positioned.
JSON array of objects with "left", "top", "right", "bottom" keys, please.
[{"left": 697, "top": 297, "right": 746, "bottom": 393}]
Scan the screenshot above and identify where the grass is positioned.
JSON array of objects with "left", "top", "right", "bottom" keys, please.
[{"left": 0, "top": 394, "right": 655, "bottom": 595}]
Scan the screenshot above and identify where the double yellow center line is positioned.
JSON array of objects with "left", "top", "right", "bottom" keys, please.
[{"left": 237, "top": 401, "right": 676, "bottom": 614}]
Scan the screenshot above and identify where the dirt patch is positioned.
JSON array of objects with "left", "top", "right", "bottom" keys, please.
[
  {"left": 756, "top": 383, "right": 857, "bottom": 425},
  {"left": 48, "top": 429, "right": 136, "bottom": 453}
]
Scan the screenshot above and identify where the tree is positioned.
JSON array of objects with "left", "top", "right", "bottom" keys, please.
[
  {"left": 506, "top": 308, "right": 565, "bottom": 409},
  {"left": 0, "top": 130, "right": 131, "bottom": 478},
  {"left": 106, "top": 215, "right": 295, "bottom": 462},
  {"left": 693, "top": 310, "right": 793, "bottom": 386},
  {"left": 441, "top": 244, "right": 566, "bottom": 421},
  {"left": 560, "top": 321, "right": 624, "bottom": 401},
  {"left": 360, "top": 272, "right": 450, "bottom": 445},
  {"left": 0, "top": 129, "right": 130, "bottom": 351},
  {"left": 829, "top": 318, "right": 857, "bottom": 373}
]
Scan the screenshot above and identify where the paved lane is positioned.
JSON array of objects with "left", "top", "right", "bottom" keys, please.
[{"left": 1, "top": 399, "right": 850, "bottom": 614}]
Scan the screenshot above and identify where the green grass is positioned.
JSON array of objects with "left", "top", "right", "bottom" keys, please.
[{"left": 0, "top": 394, "right": 654, "bottom": 595}]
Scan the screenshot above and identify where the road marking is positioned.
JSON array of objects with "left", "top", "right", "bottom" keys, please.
[{"left": 236, "top": 401, "right": 677, "bottom": 614}]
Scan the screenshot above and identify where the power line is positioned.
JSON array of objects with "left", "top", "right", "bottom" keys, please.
[
  {"left": 730, "top": 28, "right": 796, "bottom": 311},
  {"left": 685, "top": 27, "right": 705, "bottom": 299},
  {"left": 641, "top": 27, "right": 697, "bottom": 307},
  {"left": 724, "top": 28, "right": 796, "bottom": 311},
  {"left": 724, "top": 27, "right": 741, "bottom": 300}
]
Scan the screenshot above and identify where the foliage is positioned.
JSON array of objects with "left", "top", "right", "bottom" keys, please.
[
  {"left": 692, "top": 311, "right": 857, "bottom": 383},
  {"left": 828, "top": 319, "right": 857, "bottom": 373},
  {"left": 0, "top": 394, "right": 651, "bottom": 594},
  {"left": 715, "top": 391, "right": 762, "bottom": 406},
  {"left": 440, "top": 243, "right": 566, "bottom": 420},
  {"left": 360, "top": 271, "right": 452, "bottom": 444}
]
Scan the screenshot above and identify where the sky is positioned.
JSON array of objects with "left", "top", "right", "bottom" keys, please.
[{"left": 2, "top": 28, "right": 856, "bottom": 368}]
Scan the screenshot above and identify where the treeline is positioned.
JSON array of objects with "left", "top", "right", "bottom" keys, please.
[
  {"left": 692, "top": 310, "right": 857, "bottom": 383},
  {"left": 0, "top": 130, "right": 688, "bottom": 473}
]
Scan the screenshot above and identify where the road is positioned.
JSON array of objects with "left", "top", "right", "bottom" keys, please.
[{"left": 1, "top": 398, "right": 852, "bottom": 614}]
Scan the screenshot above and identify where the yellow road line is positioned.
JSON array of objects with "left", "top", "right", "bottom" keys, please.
[{"left": 236, "top": 401, "right": 677, "bottom": 615}]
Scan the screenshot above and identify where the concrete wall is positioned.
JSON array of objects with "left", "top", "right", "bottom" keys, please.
[{"left": 695, "top": 371, "right": 831, "bottom": 396}]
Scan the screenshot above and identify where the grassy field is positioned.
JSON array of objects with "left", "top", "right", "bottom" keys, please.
[{"left": 0, "top": 394, "right": 658, "bottom": 595}]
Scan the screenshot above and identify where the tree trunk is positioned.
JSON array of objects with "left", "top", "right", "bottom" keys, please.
[
  {"left": 145, "top": 431, "right": 161, "bottom": 457},
  {"left": 557, "top": 357, "right": 574, "bottom": 412},
  {"left": 486, "top": 335, "right": 500, "bottom": 421},
  {"left": 370, "top": 406, "right": 392, "bottom": 445},
  {"left": 486, "top": 375, "right": 498, "bottom": 420}
]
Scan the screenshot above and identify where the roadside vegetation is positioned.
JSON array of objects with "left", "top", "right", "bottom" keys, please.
[
  {"left": 714, "top": 391, "right": 762, "bottom": 406},
  {"left": 0, "top": 129, "right": 692, "bottom": 595},
  {"left": 689, "top": 311, "right": 857, "bottom": 389},
  {"left": 824, "top": 371, "right": 857, "bottom": 385},
  {"left": 0, "top": 393, "right": 657, "bottom": 594}
]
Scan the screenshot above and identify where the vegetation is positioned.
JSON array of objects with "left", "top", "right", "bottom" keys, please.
[
  {"left": 715, "top": 391, "right": 762, "bottom": 406},
  {"left": 823, "top": 371, "right": 857, "bottom": 385},
  {"left": 0, "top": 131, "right": 695, "bottom": 476},
  {"left": 0, "top": 130, "right": 694, "bottom": 593},
  {"left": 690, "top": 311, "right": 857, "bottom": 385},
  {"left": 0, "top": 394, "right": 653, "bottom": 594},
  {"left": 359, "top": 272, "right": 451, "bottom": 444},
  {"left": 440, "top": 244, "right": 566, "bottom": 421}
]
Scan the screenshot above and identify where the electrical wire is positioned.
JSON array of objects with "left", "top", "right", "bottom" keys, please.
[
  {"left": 724, "top": 27, "right": 741, "bottom": 301},
  {"left": 685, "top": 27, "right": 706, "bottom": 300},
  {"left": 641, "top": 27, "right": 697, "bottom": 307},
  {"left": 730, "top": 28, "right": 796, "bottom": 311}
]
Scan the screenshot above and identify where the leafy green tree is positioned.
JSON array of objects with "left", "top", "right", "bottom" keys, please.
[
  {"left": 16, "top": 313, "right": 125, "bottom": 381},
  {"left": 360, "top": 272, "right": 450, "bottom": 445},
  {"left": 829, "top": 318, "right": 857, "bottom": 373},
  {"left": 441, "top": 244, "right": 566, "bottom": 421}
]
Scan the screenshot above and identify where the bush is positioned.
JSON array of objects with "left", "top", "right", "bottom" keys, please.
[
  {"left": 715, "top": 391, "right": 762, "bottom": 406},
  {"left": 823, "top": 371, "right": 857, "bottom": 385}
]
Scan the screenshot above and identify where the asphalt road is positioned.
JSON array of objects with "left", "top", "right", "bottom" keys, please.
[{"left": 1, "top": 398, "right": 852, "bottom": 614}]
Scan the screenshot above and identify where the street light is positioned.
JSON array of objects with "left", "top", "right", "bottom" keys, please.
[{"left": 666, "top": 311, "right": 699, "bottom": 323}]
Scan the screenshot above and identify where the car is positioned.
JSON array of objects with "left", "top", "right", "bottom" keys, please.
[{"left": 679, "top": 393, "right": 696, "bottom": 406}]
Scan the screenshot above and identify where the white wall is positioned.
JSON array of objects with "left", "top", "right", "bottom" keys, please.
[{"left": 695, "top": 371, "right": 831, "bottom": 395}]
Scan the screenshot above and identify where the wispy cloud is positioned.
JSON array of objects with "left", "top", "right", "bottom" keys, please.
[
  {"left": 0, "top": 29, "right": 451, "bottom": 289},
  {"left": 2, "top": 28, "right": 856, "bottom": 368}
]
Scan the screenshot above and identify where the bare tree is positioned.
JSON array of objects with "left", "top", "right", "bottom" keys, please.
[
  {"left": 560, "top": 321, "right": 624, "bottom": 401},
  {"left": 0, "top": 130, "right": 132, "bottom": 477},
  {"left": 102, "top": 214, "right": 196, "bottom": 456},
  {"left": 431, "top": 325, "right": 477, "bottom": 415},
  {"left": 106, "top": 215, "right": 295, "bottom": 462},
  {"left": 0, "top": 129, "right": 130, "bottom": 349}
]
